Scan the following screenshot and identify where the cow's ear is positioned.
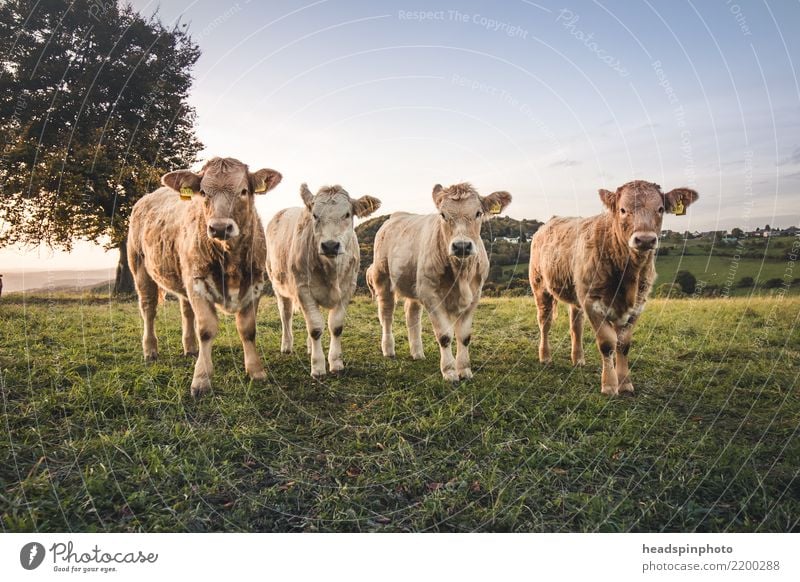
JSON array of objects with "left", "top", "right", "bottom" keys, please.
[
  {"left": 300, "top": 183, "right": 314, "bottom": 210},
  {"left": 250, "top": 168, "right": 282, "bottom": 194},
  {"left": 663, "top": 188, "right": 699, "bottom": 213},
  {"left": 352, "top": 195, "right": 381, "bottom": 218},
  {"left": 481, "top": 191, "right": 512, "bottom": 216},
  {"left": 599, "top": 188, "right": 617, "bottom": 210},
  {"left": 162, "top": 170, "right": 201, "bottom": 197},
  {"left": 431, "top": 184, "right": 445, "bottom": 208}
]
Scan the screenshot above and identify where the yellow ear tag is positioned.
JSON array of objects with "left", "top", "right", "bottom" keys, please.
[
  {"left": 179, "top": 187, "right": 194, "bottom": 200},
  {"left": 489, "top": 201, "right": 502, "bottom": 215},
  {"left": 673, "top": 198, "right": 685, "bottom": 216},
  {"left": 253, "top": 185, "right": 266, "bottom": 194}
]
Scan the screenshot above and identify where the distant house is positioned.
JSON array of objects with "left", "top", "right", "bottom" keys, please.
[
  {"left": 779, "top": 226, "right": 799, "bottom": 236},
  {"left": 721, "top": 236, "right": 738, "bottom": 244},
  {"left": 496, "top": 236, "right": 520, "bottom": 244}
]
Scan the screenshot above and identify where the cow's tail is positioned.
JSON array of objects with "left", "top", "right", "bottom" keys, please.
[{"left": 365, "top": 265, "right": 377, "bottom": 301}]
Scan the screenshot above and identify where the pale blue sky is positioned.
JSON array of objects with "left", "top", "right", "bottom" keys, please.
[{"left": 3, "top": 0, "right": 799, "bottom": 269}]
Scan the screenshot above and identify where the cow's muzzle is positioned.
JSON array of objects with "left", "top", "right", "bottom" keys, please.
[
  {"left": 207, "top": 219, "right": 239, "bottom": 240},
  {"left": 629, "top": 231, "right": 658, "bottom": 252},
  {"left": 450, "top": 240, "right": 474, "bottom": 259},
  {"left": 320, "top": 240, "right": 342, "bottom": 257}
]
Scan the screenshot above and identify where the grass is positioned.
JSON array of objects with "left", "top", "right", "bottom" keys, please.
[
  {"left": 1, "top": 293, "right": 798, "bottom": 532},
  {"left": 653, "top": 255, "right": 790, "bottom": 289}
]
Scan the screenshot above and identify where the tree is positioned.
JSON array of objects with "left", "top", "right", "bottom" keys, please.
[
  {"left": 731, "top": 227, "right": 744, "bottom": 238},
  {"left": 674, "top": 270, "right": 697, "bottom": 295},
  {"left": 0, "top": 0, "right": 202, "bottom": 294}
]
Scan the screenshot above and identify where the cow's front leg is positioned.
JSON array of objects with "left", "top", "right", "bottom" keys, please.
[
  {"left": 615, "top": 324, "right": 634, "bottom": 394},
  {"left": 404, "top": 299, "right": 425, "bottom": 359},
  {"left": 327, "top": 303, "right": 346, "bottom": 373},
  {"left": 454, "top": 305, "right": 477, "bottom": 380},
  {"left": 189, "top": 296, "right": 218, "bottom": 397},
  {"left": 236, "top": 299, "right": 266, "bottom": 381},
  {"left": 424, "top": 299, "right": 457, "bottom": 382},
  {"left": 297, "top": 288, "right": 326, "bottom": 378},
  {"left": 585, "top": 299, "right": 619, "bottom": 396}
]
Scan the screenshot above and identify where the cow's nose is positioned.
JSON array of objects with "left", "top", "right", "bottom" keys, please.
[
  {"left": 451, "top": 241, "right": 473, "bottom": 257},
  {"left": 633, "top": 233, "right": 657, "bottom": 250},
  {"left": 207, "top": 220, "right": 236, "bottom": 240},
  {"left": 320, "top": 240, "right": 341, "bottom": 256}
]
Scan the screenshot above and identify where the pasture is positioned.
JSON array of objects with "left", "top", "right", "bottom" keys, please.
[{"left": 1, "top": 294, "right": 798, "bottom": 532}]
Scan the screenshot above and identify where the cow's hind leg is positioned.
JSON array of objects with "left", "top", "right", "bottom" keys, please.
[
  {"left": 179, "top": 298, "right": 198, "bottom": 357},
  {"left": 534, "top": 289, "right": 556, "bottom": 364},
  {"left": 569, "top": 304, "right": 585, "bottom": 366},
  {"left": 375, "top": 280, "right": 396, "bottom": 358},
  {"left": 277, "top": 294, "right": 294, "bottom": 354},
  {"left": 236, "top": 300, "right": 266, "bottom": 381},
  {"left": 133, "top": 267, "right": 159, "bottom": 362},
  {"left": 404, "top": 299, "right": 424, "bottom": 360},
  {"left": 615, "top": 324, "right": 634, "bottom": 394},
  {"left": 327, "top": 303, "right": 346, "bottom": 373}
]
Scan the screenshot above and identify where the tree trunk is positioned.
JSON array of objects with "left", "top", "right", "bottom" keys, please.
[{"left": 113, "top": 237, "right": 135, "bottom": 296}]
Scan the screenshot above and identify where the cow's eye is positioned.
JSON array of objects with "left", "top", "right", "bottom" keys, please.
[
  {"left": 344, "top": 212, "right": 350, "bottom": 219},
  {"left": 440, "top": 212, "right": 446, "bottom": 220},
  {"left": 199, "top": 190, "right": 206, "bottom": 197},
  {"left": 313, "top": 214, "right": 318, "bottom": 221},
  {"left": 241, "top": 189, "right": 248, "bottom": 196},
  {"left": 476, "top": 210, "right": 483, "bottom": 219},
  {"left": 620, "top": 207, "right": 627, "bottom": 215},
  {"left": 657, "top": 206, "right": 664, "bottom": 214}
]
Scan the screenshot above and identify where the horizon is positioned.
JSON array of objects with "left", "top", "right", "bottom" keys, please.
[{"left": 1, "top": 0, "right": 798, "bottom": 270}]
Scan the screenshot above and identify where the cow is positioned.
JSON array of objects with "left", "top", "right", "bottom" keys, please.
[
  {"left": 265, "top": 183, "right": 381, "bottom": 378},
  {"left": 529, "top": 180, "right": 698, "bottom": 395},
  {"left": 367, "top": 183, "right": 512, "bottom": 381},
  {"left": 127, "top": 157, "right": 282, "bottom": 397}
]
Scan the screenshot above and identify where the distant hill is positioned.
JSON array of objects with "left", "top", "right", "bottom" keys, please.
[{"left": 0, "top": 269, "right": 115, "bottom": 294}]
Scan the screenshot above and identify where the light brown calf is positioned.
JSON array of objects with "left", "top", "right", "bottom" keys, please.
[
  {"left": 529, "top": 180, "right": 698, "bottom": 395},
  {"left": 367, "top": 183, "right": 511, "bottom": 381},
  {"left": 127, "top": 157, "right": 282, "bottom": 397},
  {"left": 265, "top": 184, "right": 381, "bottom": 378}
]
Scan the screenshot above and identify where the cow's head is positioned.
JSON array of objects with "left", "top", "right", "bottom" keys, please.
[
  {"left": 301, "top": 184, "right": 381, "bottom": 257},
  {"left": 162, "top": 157, "right": 281, "bottom": 241},
  {"left": 432, "top": 183, "right": 512, "bottom": 260},
  {"left": 599, "top": 180, "right": 698, "bottom": 253}
]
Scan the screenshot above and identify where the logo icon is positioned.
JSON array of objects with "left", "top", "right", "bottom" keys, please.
[{"left": 20, "top": 542, "right": 46, "bottom": 570}]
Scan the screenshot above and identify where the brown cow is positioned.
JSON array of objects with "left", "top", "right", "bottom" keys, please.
[
  {"left": 367, "top": 183, "right": 512, "bottom": 381},
  {"left": 128, "top": 157, "right": 282, "bottom": 397},
  {"left": 529, "top": 180, "right": 698, "bottom": 395}
]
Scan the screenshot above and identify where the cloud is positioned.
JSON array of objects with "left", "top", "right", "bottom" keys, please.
[
  {"left": 548, "top": 159, "right": 581, "bottom": 168},
  {"left": 778, "top": 146, "right": 800, "bottom": 166}
]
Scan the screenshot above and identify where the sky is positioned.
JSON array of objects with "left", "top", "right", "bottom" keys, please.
[{"left": 2, "top": 0, "right": 799, "bottom": 270}]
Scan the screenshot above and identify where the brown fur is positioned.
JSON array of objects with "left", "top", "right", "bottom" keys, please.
[
  {"left": 529, "top": 180, "right": 698, "bottom": 395},
  {"left": 367, "top": 182, "right": 512, "bottom": 381},
  {"left": 128, "top": 157, "right": 282, "bottom": 397},
  {"left": 265, "top": 183, "right": 381, "bottom": 378}
]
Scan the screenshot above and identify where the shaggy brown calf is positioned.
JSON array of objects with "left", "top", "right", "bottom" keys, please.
[
  {"left": 529, "top": 180, "right": 698, "bottom": 395},
  {"left": 367, "top": 183, "right": 511, "bottom": 381},
  {"left": 265, "top": 184, "right": 381, "bottom": 378},
  {"left": 128, "top": 157, "right": 282, "bottom": 397}
]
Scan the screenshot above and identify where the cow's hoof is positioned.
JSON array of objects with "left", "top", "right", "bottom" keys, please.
[
  {"left": 311, "top": 369, "right": 326, "bottom": 379},
  {"left": 618, "top": 381, "right": 635, "bottom": 394},
  {"left": 458, "top": 368, "right": 473, "bottom": 380},
  {"left": 191, "top": 381, "right": 211, "bottom": 398},
  {"left": 572, "top": 357, "right": 586, "bottom": 366},
  {"left": 329, "top": 360, "right": 344, "bottom": 373},
  {"left": 600, "top": 384, "right": 618, "bottom": 396},
  {"left": 410, "top": 352, "right": 425, "bottom": 360},
  {"left": 144, "top": 351, "right": 159, "bottom": 363},
  {"left": 248, "top": 369, "right": 267, "bottom": 381},
  {"left": 183, "top": 351, "right": 198, "bottom": 358},
  {"left": 382, "top": 351, "right": 396, "bottom": 358},
  {"left": 281, "top": 348, "right": 292, "bottom": 355},
  {"left": 538, "top": 355, "right": 552, "bottom": 364},
  {"left": 442, "top": 370, "right": 459, "bottom": 383}
]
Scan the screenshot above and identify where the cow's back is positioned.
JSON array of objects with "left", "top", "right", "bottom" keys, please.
[
  {"left": 265, "top": 207, "right": 305, "bottom": 296},
  {"left": 530, "top": 216, "right": 593, "bottom": 305},
  {"left": 129, "top": 187, "right": 196, "bottom": 294},
  {"left": 373, "top": 212, "right": 439, "bottom": 298}
]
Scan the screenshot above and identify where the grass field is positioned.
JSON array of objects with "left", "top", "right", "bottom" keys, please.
[{"left": 1, "top": 294, "right": 798, "bottom": 532}]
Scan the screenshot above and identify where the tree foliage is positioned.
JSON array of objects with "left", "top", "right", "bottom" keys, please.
[{"left": 0, "top": 0, "right": 202, "bottom": 252}]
